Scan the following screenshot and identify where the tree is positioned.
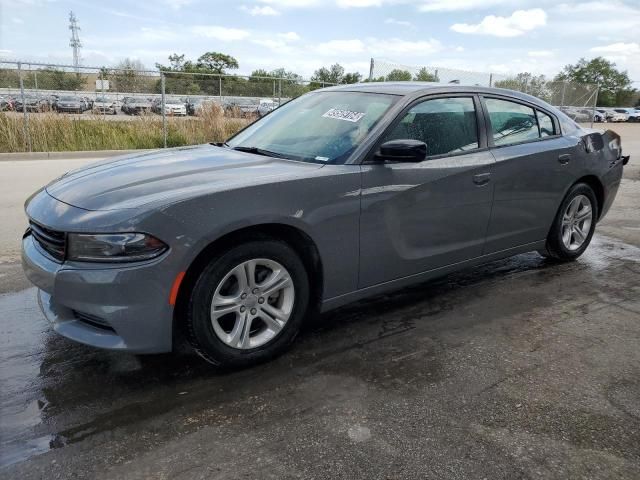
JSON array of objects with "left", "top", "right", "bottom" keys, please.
[
  {"left": 342, "top": 72, "right": 362, "bottom": 84},
  {"left": 414, "top": 67, "right": 438, "bottom": 82},
  {"left": 386, "top": 69, "right": 412, "bottom": 81},
  {"left": 555, "top": 57, "right": 634, "bottom": 107},
  {"left": 196, "top": 52, "right": 239, "bottom": 74},
  {"left": 311, "top": 63, "right": 345, "bottom": 85},
  {"left": 107, "top": 58, "right": 151, "bottom": 93},
  {"left": 494, "top": 72, "right": 549, "bottom": 99}
]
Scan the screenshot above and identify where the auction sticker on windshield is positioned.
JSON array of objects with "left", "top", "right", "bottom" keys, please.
[{"left": 322, "top": 108, "right": 366, "bottom": 122}]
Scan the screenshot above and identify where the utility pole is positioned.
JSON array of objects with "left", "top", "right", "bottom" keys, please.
[{"left": 69, "top": 11, "right": 82, "bottom": 73}]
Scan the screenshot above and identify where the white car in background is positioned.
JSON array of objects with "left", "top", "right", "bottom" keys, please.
[
  {"left": 152, "top": 97, "right": 187, "bottom": 116},
  {"left": 610, "top": 109, "right": 629, "bottom": 122},
  {"left": 258, "top": 99, "right": 279, "bottom": 117},
  {"left": 623, "top": 108, "right": 640, "bottom": 122}
]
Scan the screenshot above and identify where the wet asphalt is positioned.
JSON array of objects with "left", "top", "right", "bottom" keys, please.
[{"left": 1, "top": 128, "right": 639, "bottom": 479}]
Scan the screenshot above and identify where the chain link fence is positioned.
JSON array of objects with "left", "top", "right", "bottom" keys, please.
[
  {"left": 369, "top": 58, "right": 599, "bottom": 125},
  {"left": 0, "top": 60, "right": 335, "bottom": 153}
]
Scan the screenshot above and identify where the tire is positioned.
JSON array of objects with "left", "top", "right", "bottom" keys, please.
[
  {"left": 186, "top": 239, "right": 310, "bottom": 368},
  {"left": 541, "top": 183, "right": 598, "bottom": 261}
]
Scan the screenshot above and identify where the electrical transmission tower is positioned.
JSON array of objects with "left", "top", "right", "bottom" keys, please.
[{"left": 69, "top": 11, "right": 82, "bottom": 72}]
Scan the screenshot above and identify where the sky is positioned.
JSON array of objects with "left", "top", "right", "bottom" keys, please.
[{"left": 1, "top": 0, "right": 639, "bottom": 82}]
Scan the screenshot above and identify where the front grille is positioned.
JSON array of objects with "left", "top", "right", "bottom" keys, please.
[
  {"left": 73, "top": 310, "right": 115, "bottom": 332},
  {"left": 29, "top": 221, "right": 66, "bottom": 261}
]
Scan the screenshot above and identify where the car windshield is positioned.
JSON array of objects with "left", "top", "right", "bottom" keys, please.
[
  {"left": 60, "top": 96, "right": 78, "bottom": 101},
  {"left": 96, "top": 97, "right": 109, "bottom": 102},
  {"left": 226, "top": 91, "right": 398, "bottom": 164}
]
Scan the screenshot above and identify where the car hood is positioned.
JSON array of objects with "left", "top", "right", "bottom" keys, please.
[{"left": 45, "top": 144, "right": 324, "bottom": 211}]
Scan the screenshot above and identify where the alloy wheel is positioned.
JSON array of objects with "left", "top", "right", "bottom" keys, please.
[
  {"left": 561, "top": 194, "right": 593, "bottom": 251},
  {"left": 210, "top": 258, "right": 295, "bottom": 349}
]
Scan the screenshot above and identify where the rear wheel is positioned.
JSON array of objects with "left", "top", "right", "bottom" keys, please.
[
  {"left": 541, "top": 183, "right": 598, "bottom": 261},
  {"left": 186, "top": 240, "right": 310, "bottom": 367}
]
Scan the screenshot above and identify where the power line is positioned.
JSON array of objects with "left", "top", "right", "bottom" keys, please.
[{"left": 68, "top": 11, "right": 82, "bottom": 73}]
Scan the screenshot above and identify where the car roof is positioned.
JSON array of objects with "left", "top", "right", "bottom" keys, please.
[{"left": 322, "top": 82, "right": 550, "bottom": 107}]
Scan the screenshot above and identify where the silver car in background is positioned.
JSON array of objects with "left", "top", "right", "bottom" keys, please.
[
  {"left": 93, "top": 96, "right": 118, "bottom": 115},
  {"left": 22, "top": 83, "right": 628, "bottom": 368}
]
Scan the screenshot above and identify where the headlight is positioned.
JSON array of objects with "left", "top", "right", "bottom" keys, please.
[{"left": 67, "top": 233, "right": 168, "bottom": 262}]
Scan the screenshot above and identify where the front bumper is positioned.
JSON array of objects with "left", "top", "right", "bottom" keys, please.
[{"left": 22, "top": 234, "right": 175, "bottom": 353}]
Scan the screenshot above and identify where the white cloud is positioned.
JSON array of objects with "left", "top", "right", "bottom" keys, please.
[
  {"left": 313, "top": 37, "right": 441, "bottom": 57},
  {"left": 258, "top": 0, "right": 321, "bottom": 6},
  {"left": 241, "top": 5, "right": 281, "bottom": 15},
  {"left": 418, "top": 0, "right": 510, "bottom": 12},
  {"left": 12, "top": 17, "right": 25, "bottom": 24},
  {"left": 451, "top": 9, "right": 547, "bottom": 37},
  {"left": 590, "top": 42, "right": 640, "bottom": 56},
  {"left": 336, "top": 0, "right": 382, "bottom": 7},
  {"left": 278, "top": 31, "right": 300, "bottom": 41},
  {"left": 314, "top": 39, "right": 366, "bottom": 55},
  {"left": 384, "top": 18, "right": 414, "bottom": 28},
  {"left": 369, "top": 38, "right": 442, "bottom": 56},
  {"left": 528, "top": 50, "right": 553, "bottom": 57},
  {"left": 190, "top": 26, "right": 250, "bottom": 41}
]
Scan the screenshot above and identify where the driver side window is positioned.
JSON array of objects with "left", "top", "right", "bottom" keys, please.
[{"left": 384, "top": 97, "right": 479, "bottom": 157}]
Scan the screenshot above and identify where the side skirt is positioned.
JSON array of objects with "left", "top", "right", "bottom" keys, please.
[{"left": 320, "top": 240, "right": 546, "bottom": 312}]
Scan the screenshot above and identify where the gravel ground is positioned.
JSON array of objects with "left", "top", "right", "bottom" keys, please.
[{"left": 0, "top": 124, "right": 638, "bottom": 479}]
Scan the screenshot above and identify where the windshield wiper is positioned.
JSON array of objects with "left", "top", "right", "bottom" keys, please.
[{"left": 231, "top": 145, "right": 291, "bottom": 159}]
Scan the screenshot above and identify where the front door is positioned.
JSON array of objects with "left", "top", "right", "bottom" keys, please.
[{"left": 359, "top": 95, "right": 495, "bottom": 288}]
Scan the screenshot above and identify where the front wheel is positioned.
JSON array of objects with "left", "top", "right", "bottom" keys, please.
[
  {"left": 541, "top": 183, "right": 598, "bottom": 261},
  {"left": 186, "top": 240, "right": 310, "bottom": 367}
]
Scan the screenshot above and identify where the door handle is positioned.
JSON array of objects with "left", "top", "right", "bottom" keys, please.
[
  {"left": 558, "top": 154, "right": 571, "bottom": 165},
  {"left": 473, "top": 173, "right": 491, "bottom": 186}
]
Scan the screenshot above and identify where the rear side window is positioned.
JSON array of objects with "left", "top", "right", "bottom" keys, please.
[
  {"left": 537, "top": 110, "right": 555, "bottom": 137},
  {"left": 384, "top": 97, "right": 479, "bottom": 156},
  {"left": 485, "top": 98, "right": 538, "bottom": 146}
]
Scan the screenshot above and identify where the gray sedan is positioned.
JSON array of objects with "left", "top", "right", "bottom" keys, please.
[{"left": 22, "top": 83, "right": 628, "bottom": 367}]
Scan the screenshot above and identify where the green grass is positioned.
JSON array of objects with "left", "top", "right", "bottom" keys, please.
[{"left": 0, "top": 108, "right": 249, "bottom": 153}]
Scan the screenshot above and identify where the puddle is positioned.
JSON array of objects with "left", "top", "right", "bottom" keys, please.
[{"left": 0, "top": 233, "right": 638, "bottom": 468}]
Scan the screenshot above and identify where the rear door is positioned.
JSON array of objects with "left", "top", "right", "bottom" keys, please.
[
  {"left": 480, "top": 96, "right": 577, "bottom": 253},
  {"left": 358, "top": 94, "right": 495, "bottom": 288}
]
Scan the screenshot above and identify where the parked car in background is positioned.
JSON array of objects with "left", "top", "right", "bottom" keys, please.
[
  {"left": 0, "top": 95, "right": 15, "bottom": 111},
  {"left": 22, "top": 83, "right": 628, "bottom": 367},
  {"left": 14, "top": 96, "right": 49, "bottom": 112},
  {"left": 188, "top": 98, "right": 219, "bottom": 116},
  {"left": 593, "top": 109, "right": 607, "bottom": 122},
  {"left": 82, "top": 97, "right": 93, "bottom": 111},
  {"left": 93, "top": 96, "right": 118, "bottom": 115},
  {"left": 225, "top": 100, "right": 259, "bottom": 117},
  {"left": 55, "top": 95, "right": 86, "bottom": 114},
  {"left": 610, "top": 109, "right": 630, "bottom": 122},
  {"left": 122, "top": 96, "right": 153, "bottom": 115},
  {"left": 622, "top": 108, "right": 640, "bottom": 122},
  {"left": 151, "top": 97, "right": 187, "bottom": 116},
  {"left": 258, "top": 98, "right": 279, "bottom": 117}
]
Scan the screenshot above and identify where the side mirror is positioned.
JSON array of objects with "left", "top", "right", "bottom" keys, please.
[{"left": 376, "top": 139, "right": 427, "bottom": 163}]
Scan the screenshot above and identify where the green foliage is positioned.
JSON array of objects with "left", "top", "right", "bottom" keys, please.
[
  {"left": 0, "top": 112, "right": 248, "bottom": 152},
  {"left": 386, "top": 69, "right": 412, "bottom": 81},
  {"left": 310, "top": 63, "right": 360, "bottom": 88},
  {"left": 554, "top": 57, "right": 634, "bottom": 107},
  {"left": 413, "top": 67, "right": 439, "bottom": 82},
  {"left": 104, "top": 58, "right": 155, "bottom": 94},
  {"left": 342, "top": 72, "right": 362, "bottom": 84},
  {"left": 0, "top": 68, "right": 87, "bottom": 91},
  {"left": 494, "top": 72, "right": 549, "bottom": 98},
  {"left": 196, "top": 52, "right": 239, "bottom": 74}
]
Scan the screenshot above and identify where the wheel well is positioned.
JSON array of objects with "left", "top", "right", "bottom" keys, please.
[
  {"left": 575, "top": 175, "right": 604, "bottom": 220},
  {"left": 173, "top": 224, "right": 324, "bottom": 334}
]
